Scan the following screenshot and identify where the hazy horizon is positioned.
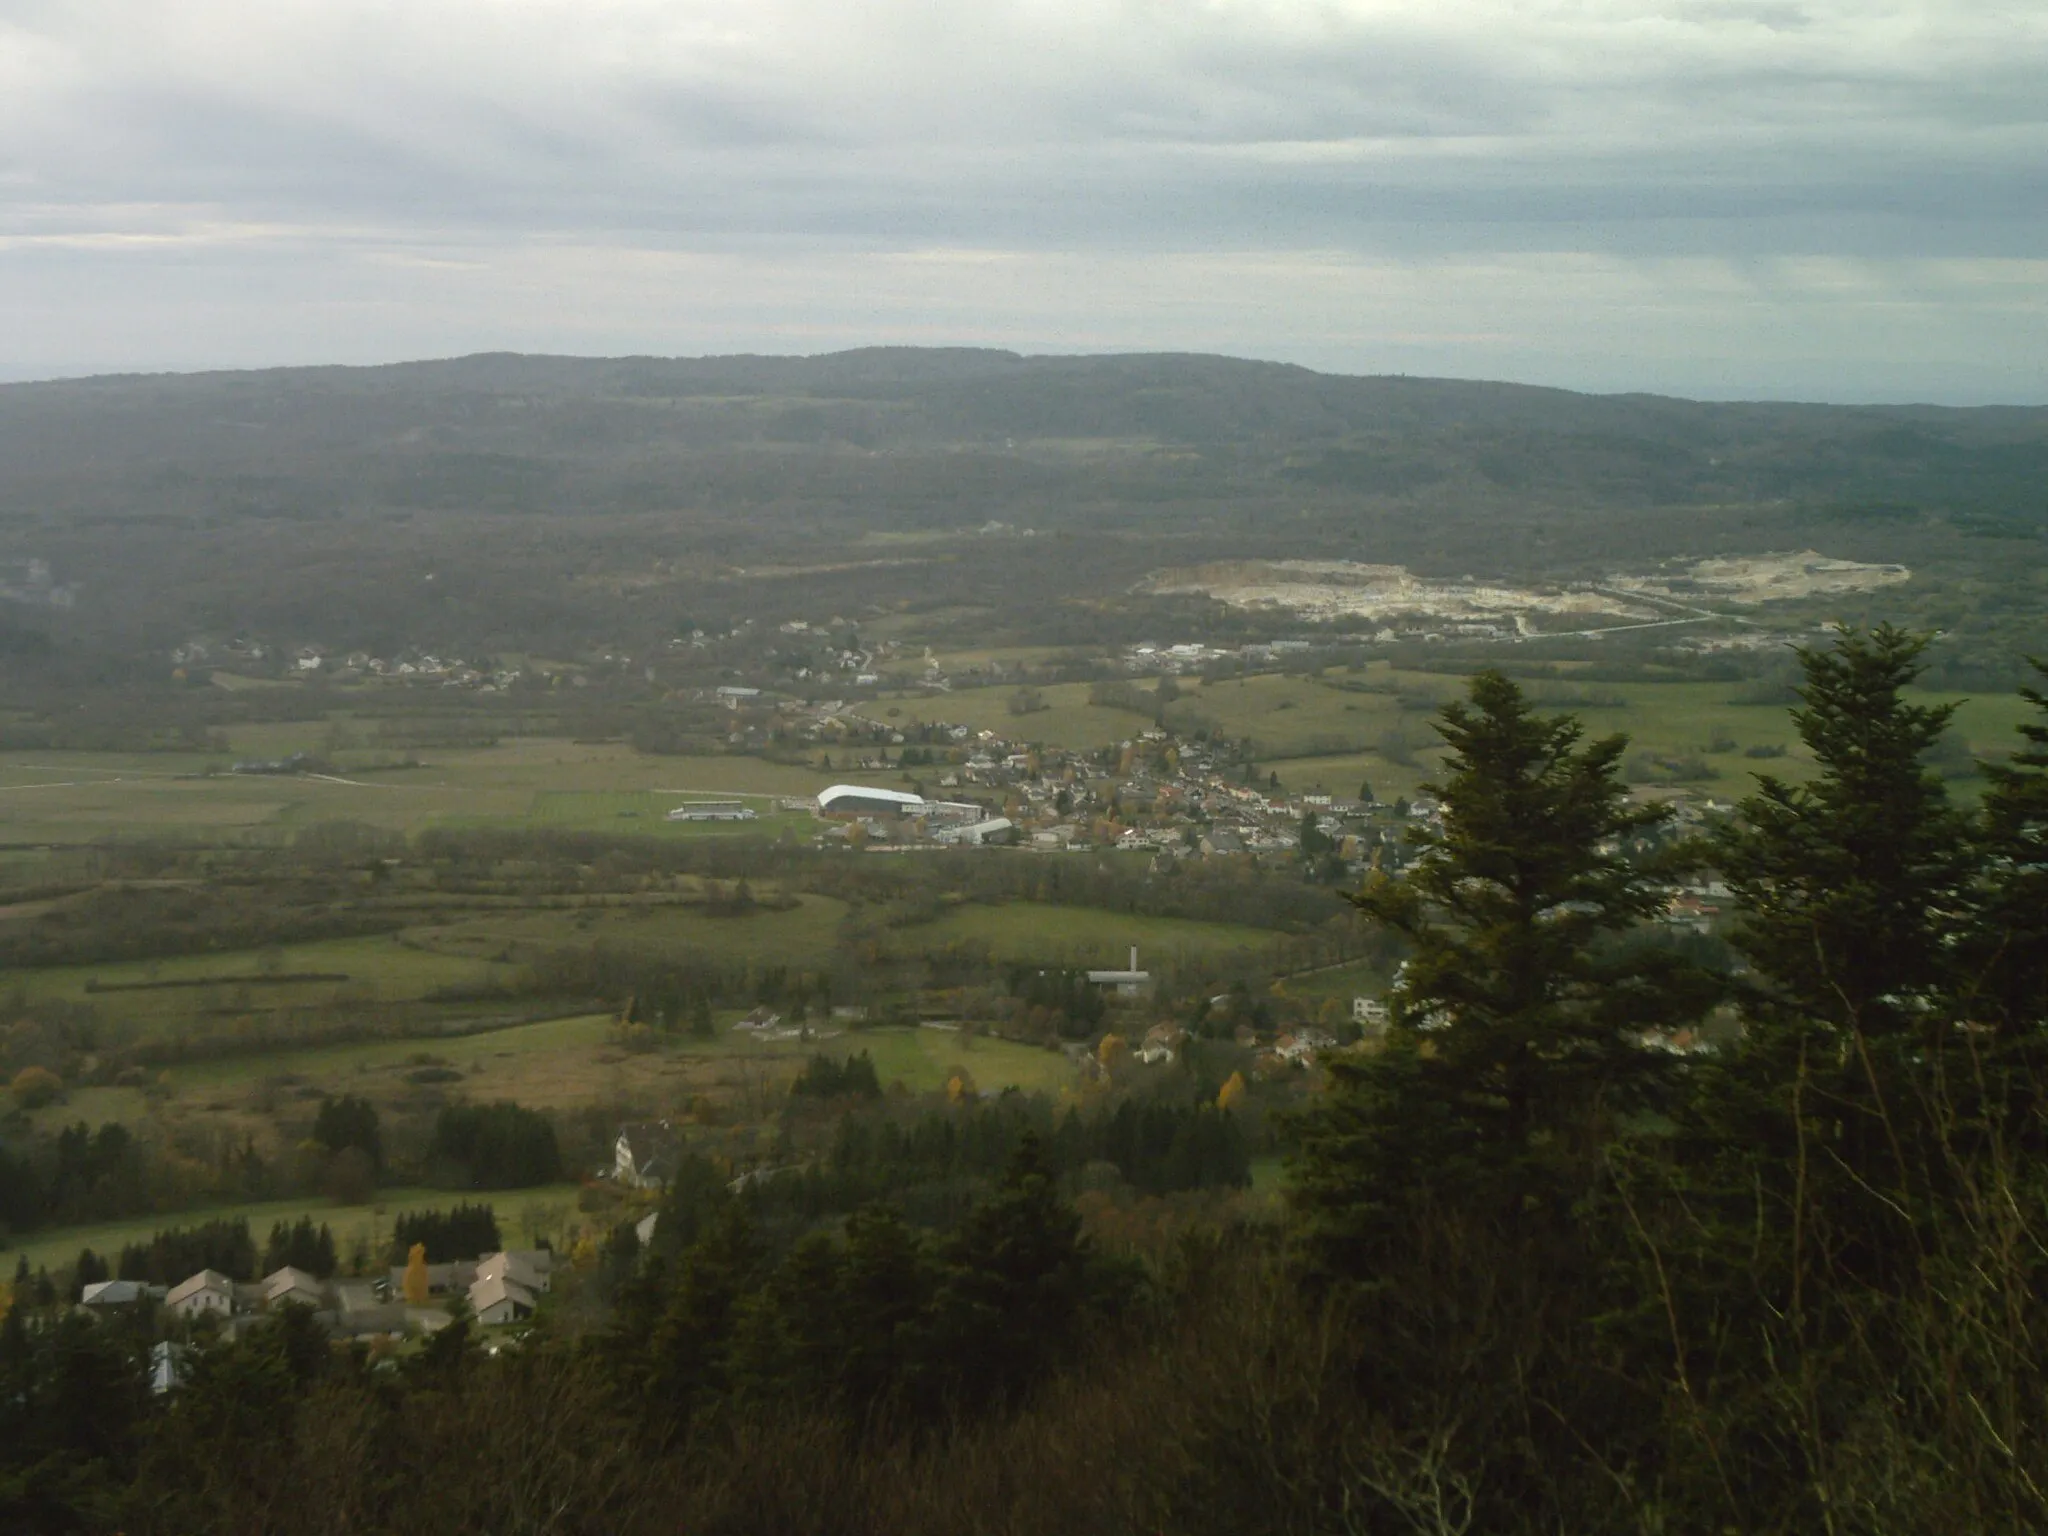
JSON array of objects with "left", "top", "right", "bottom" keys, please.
[
  {"left": 5, "top": 2, "right": 2045, "bottom": 406},
  {"left": 1, "top": 343, "right": 2041, "bottom": 413}
]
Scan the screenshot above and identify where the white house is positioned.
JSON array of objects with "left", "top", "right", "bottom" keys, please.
[
  {"left": 467, "top": 1271, "right": 537, "bottom": 1326},
  {"left": 614, "top": 1121, "right": 682, "bottom": 1188},
  {"left": 475, "top": 1250, "right": 551, "bottom": 1296},
  {"left": 79, "top": 1279, "right": 156, "bottom": 1308},
  {"left": 165, "top": 1270, "right": 235, "bottom": 1318},
  {"left": 261, "top": 1266, "right": 329, "bottom": 1310}
]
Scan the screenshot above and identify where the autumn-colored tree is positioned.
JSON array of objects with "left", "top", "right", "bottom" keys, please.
[
  {"left": 9, "top": 1066, "right": 62, "bottom": 1111},
  {"left": 946, "top": 1068, "right": 978, "bottom": 1104},
  {"left": 1216, "top": 1071, "right": 1247, "bottom": 1112},
  {"left": 401, "top": 1242, "right": 430, "bottom": 1305},
  {"left": 1096, "top": 1034, "right": 1129, "bottom": 1072}
]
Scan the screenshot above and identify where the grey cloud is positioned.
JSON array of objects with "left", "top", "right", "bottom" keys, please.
[{"left": 0, "top": 0, "right": 2044, "bottom": 396}]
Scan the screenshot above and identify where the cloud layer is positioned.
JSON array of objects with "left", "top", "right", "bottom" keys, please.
[{"left": 3, "top": 1, "right": 2044, "bottom": 398}]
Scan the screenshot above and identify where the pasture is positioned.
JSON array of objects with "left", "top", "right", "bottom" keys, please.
[
  {"left": 2, "top": 1183, "right": 585, "bottom": 1280},
  {"left": 0, "top": 741, "right": 842, "bottom": 843},
  {"left": 834, "top": 1027, "right": 1077, "bottom": 1097},
  {"left": 10, "top": 934, "right": 513, "bottom": 1040},
  {"left": 905, "top": 901, "right": 1281, "bottom": 969},
  {"left": 408, "top": 891, "right": 850, "bottom": 969}
]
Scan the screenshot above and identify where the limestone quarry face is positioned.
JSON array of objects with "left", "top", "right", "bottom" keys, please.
[
  {"left": 1134, "top": 560, "right": 1654, "bottom": 629},
  {"left": 1607, "top": 551, "right": 1912, "bottom": 606},
  {"left": 1136, "top": 552, "right": 1910, "bottom": 631}
]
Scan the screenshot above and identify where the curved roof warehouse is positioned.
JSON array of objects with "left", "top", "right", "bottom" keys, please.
[{"left": 816, "top": 784, "right": 928, "bottom": 817}]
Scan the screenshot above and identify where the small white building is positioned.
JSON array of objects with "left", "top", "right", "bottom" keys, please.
[
  {"left": 667, "top": 801, "right": 756, "bottom": 822},
  {"left": 1352, "top": 996, "right": 1391, "bottom": 1028},
  {"left": 79, "top": 1279, "right": 156, "bottom": 1308},
  {"left": 166, "top": 1270, "right": 236, "bottom": 1319},
  {"left": 1087, "top": 947, "right": 1153, "bottom": 998},
  {"left": 261, "top": 1266, "right": 329, "bottom": 1310},
  {"left": 475, "top": 1250, "right": 552, "bottom": 1296},
  {"left": 615, "top": 1121, "right": 682, "bottom": 1188},
  {"left": 150, "top": 1341, "right": 193, "bottom": 1396},
  {"left": 468, "top": 1271, "right": 538, "bottom": 1326},
  {"left": 941, "top": 816, "right": 1015, "bottom": 846}
]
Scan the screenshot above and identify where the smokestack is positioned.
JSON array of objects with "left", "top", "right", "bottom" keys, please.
[{"left": 1130, "top": 945, "right": 1138, "bottom": 972}]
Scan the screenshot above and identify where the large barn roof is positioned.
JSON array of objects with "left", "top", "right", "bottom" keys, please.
[{"left": 817, "top": 784, "right": 927, "bottom": 812}]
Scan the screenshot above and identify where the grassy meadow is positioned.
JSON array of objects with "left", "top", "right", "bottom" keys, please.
[
  {"left": 904, "top": 901, "right": 1281, "bottom": 969},
  {"left": 3, "top": 1183, "right": 585, "bottom": 1279},
  {"left": 902, "top": 663, "right": 2037, "bottom": 800}
]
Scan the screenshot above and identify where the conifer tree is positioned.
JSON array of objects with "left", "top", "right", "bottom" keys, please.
[
  {"left": 1964, "top": 658, "right": 2048, "bottom": 1033},
  {"left": 1714, "top": 624, "right": 1970, "bottom": 1040},
  {"left": 1294, "top": 670, "right": 1716, "bottom": 1273}
]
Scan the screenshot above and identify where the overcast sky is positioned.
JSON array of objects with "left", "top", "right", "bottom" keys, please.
[{"left": 3, "top": 0, "right": 2044, "bottom": 401}]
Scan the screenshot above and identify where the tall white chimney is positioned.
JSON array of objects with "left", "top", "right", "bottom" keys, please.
[{"left": 1130, "top": 945, "right": 1139, "bottom": 972}]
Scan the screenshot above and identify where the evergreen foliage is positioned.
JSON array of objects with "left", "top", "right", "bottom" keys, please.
[
  {"left": 1294, "top": 668, "right": 1720, "bottom": 1272},
  {"left": 1714, "top": 624, "right": 1971, "bottom": 1038},
  {"left": 260, "top": 1217, "right": 337, "bottom": 1278},
  {"left": 311, "top": 1094, "right": 382, "bottom": 1173},
  {"left": 789, "top": 1051, "right": 883, "bottom": 1101},
  {"left": 428, "top": 1102, "right": 562, "bottom": 1189},
  {"left": 391, "top": 1203, "right": 502, "bottom": 1263},
  {"left": 112, "top": 1219, "right": 258, "bottom": 1285}
]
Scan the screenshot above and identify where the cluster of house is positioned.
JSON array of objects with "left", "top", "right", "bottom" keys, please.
[
  {"left": 77, "top": 1248, "right": 555, "bottom": 1338},
  {"left": 170, "top": 637, "right": 523, "bottom": 691},
  {"left": 789, "top": 723, "right": 1446, "bottom": 872}
]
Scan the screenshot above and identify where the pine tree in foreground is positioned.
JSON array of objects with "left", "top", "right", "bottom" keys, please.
[{"left": 1294, "top": 669, "right": 1719, "bottom": 1275}]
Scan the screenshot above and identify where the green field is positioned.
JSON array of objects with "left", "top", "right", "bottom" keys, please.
[
  {"left": 1276, "top": 958, "right": 1391, "bottom": 1003},
  {"left": 520, "top": 789, "right": 816, "bottom": 841},
  {"left": 885, "top": 683, "right": 1152, "bottom": 759},
  {"left": 0, "top": 741, "right": 850, "bottom": 841},
  {"left": 155, "top": 1011, "right": 621, "bottom": 1096},
  {"left": 837, "top": 1026, "right": 1077, "bottom": 1096},
  {"left": 410, "top": 891, "right": 849, "bottom": 968},
  {"left": 2, "top": 666, "right": 2028, "bottom": 848},
  {"left": 902, "top": 665, "right": 2039, "bottom": 801},
  {"left": 907, "top": 901, "right": 1281, "bottom": 968},
  {"left": 2, "top": 1183, "right": 584, "bottom": 1279},
  {"left": 10, "top": 933, "right": 514, "bottom": 1038}
]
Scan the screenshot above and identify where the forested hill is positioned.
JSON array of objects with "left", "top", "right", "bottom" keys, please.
[
  {"left": 3, "top": 348, "right": 2045, "bottom": 673},
  {"left": 5, "top": 347, "right": 2048, "bottom": 526}
]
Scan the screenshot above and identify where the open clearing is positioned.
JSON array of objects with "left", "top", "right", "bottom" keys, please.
[
  {"left": 907, "top": 902, "right": 1281, "bottom": 968},
  {"left": 837, "top": 1027, "right": 1076, "bottom": 1097},
  {"left": 2, "top": 1183, "right": 584, "bottom": 1278},
  {"left": 410, "top": 892, "right": 849, "bottom": 969},
  {"left": 0, "top": 742, "right": 849, "bottom": 842},
  {"left": 12, "top": 934, "right": 514, "bottom": 1039},
  {"left": 152, "top": 1009, "right": 1079, "bottom": 1120}
]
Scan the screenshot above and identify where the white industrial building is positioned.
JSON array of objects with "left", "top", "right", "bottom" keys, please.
[
  {"left": 667, "top": 800, "right": 755, "bottom": 821},
  {"left": 1087, "top": 947, "right": 1154, "bottom": 998},
  {"left": 937, "top": 816, "right": 1016, "bottom": 846},
  {"left": 816, "top": 784, "right": 927, "bottom": 817}
]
